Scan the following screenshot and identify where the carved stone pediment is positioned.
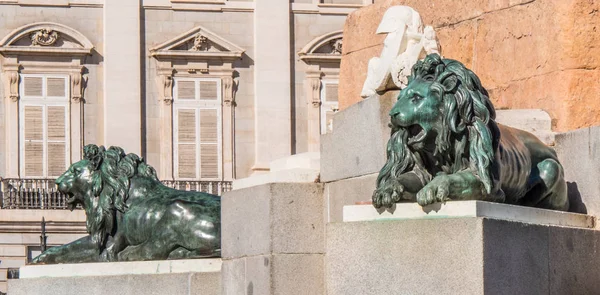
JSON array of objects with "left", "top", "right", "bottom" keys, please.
[
  {"left": 298, "top": 30, "right": 343, "bottom": 64},
  {"left": 0, "top": 22, "right": 93, "bottom": 57},
  {"left": 150, "top": 26, "right": 245, "bottom": 61}
]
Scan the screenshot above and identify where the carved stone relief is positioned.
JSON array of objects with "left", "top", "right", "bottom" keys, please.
[
  {"left": 30, "top": 29, "right": 59, "bottom": 46},
  {"left": 360, "top": 6, "right": 441, "bottom": 98},
  {"left": 191, "top": 34, "right": 210, "bottom": 51},
  {"left": 8, "top": 71, "right": 19, "bottom": 102},
  {"left": 223, "top": 76, "right": 234, "bottom": 106},
  {"left": 309, "top": 76, "right": 321, "bottom": 107},
  {"left": 330, "top": 38, "right": 343, "bottom": 55}
]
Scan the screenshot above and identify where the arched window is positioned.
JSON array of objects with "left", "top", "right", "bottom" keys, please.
[
  {"left": 0, "top": 22, "right": 93, "bottom": 178},
  {"left": 298, "top": 30, "right": 343, "bottom": 151}
]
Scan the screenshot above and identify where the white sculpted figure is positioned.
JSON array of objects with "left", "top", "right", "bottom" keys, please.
[{"left": 360, "top": 6, "right": 441, "bottom": 98}]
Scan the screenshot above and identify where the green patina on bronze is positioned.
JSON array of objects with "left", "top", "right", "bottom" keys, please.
[
  {"left": 373, "top": 54, "right": 569, "bottom": 211},
  {"left": 32, "top": 145, "right": 221, "bottom": 264}
]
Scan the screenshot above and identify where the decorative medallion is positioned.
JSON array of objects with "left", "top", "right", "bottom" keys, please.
[
  {"left": 30, "top": 29, "right": 59, "bottom": 46},
  {"left": 191, "top": 33, "right": 210, "bottom": 51},
  {"left": 330, "top": 38, "right": 343, "bottom": 55}
]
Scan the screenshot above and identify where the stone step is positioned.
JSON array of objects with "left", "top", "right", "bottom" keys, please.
[
  {"left": 269, "top": 152, "right": 320, "bottom": 172},
  {"left": 232, "top": 168, "right": 319, "bottom": 190},
  {"left": 10, "top": 259, "right": 221, "bottom": 295}
]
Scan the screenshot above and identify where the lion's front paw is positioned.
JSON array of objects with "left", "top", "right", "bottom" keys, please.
[
  {"left": 372, "top": 182, "right": 405, "bottom": 209},
  {"left": 416, "top": 176, "right": 451, "bottom": 206},
  {"left": 31, "top": 253, "right": 48, "bottom": 265}
]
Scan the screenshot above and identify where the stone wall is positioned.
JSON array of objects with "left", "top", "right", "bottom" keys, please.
[
  {"left": 339, "top": 0, "right": 600, "bottom": 131},
  {"left": 0, "top": 209, "right": 86, "bottom": 293}
]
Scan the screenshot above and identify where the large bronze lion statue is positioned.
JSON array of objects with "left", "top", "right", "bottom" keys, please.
[
  {"left": 372, "top": 54, "right": 569, "bottom": 211},
  {"left": 32, "top": 145, "right": 221, "bottom": 264}
]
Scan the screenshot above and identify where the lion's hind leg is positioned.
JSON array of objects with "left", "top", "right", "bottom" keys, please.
[{"left": 522, "top": 158, "right": 569, "bottom": 211}]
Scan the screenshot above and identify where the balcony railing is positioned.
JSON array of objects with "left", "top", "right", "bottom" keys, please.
[{"left": 0, "top": 178, "right": 232, "bottom": 210}]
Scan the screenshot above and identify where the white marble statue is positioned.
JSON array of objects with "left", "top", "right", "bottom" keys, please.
[{"left": 360, "top": 6, "right": 441, "bottom": 98}]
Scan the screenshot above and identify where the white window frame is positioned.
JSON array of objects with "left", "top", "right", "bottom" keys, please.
[
  {"left": 18, "top": 74, "right": 71, "bottom": 178},
  {"left": 320, "top": 80, "right": 339, "bottom": 135},
  {"left": 172, "top": 77, "right": 223, "bottom": 181}
]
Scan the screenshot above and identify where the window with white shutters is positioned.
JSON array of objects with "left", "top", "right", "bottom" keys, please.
[
  {"left": 19, "top": 74, "right": 70, "bottom": 178},
  {"left": 173, "top": 77, "right": 222, "bottom": 180},
  {"left": 320, "top": 80, "right": 339, "bottom": 135}
]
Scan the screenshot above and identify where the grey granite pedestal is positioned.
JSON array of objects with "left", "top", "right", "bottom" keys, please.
[
  {"left": 326, "top": 203, "right": 600, "bottom": 295},
  {"left": 8, "top": 259, "right": 221, "bottom": 295}
]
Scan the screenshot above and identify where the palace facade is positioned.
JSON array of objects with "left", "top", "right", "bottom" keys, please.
[{"left": 0, "top": 0, "right": 372, "bottom": 291}]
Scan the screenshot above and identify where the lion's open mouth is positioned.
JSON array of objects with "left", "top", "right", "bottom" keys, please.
[
  {"left": 407, "top": 124, "right": 427, "bottom": 145},
  {"left": 65, "top": 193, "right": 77, "bottom": 204}
]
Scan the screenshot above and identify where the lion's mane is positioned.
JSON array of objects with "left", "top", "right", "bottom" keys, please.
[
  {"left": 376, "top": 54, "right": 499, "bottom": 195},
  {"left": 79, "top": 144, "right": 158, "bottom": 251}
]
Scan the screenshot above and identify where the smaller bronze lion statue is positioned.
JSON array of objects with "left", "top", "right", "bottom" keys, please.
[
  {"left": 373, "top": 54, "right": 569, "bottom": 211},
  {"left": 32, "top": 145, "right": 221, "bottom": 264}
]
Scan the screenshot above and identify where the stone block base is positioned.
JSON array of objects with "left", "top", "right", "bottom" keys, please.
[
  {"left": 222, "top": 254, "right": 324, "bottom": 295},
  {"left": 221, "top": 183, "right": 326, "bottom": 295},
  {"left": 326, "top": 217, "right": 600, "bottom": 295},
  {"left": 8, "top": 259, "right": 221, "bottom": 295}
]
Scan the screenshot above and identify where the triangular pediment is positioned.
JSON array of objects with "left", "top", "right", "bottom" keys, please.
[
  {"left": 0, "top": 22, "right": 93, "bottom": 57},
  {"left": 150, "top": 26, "right": 245, "bottom": 61}
]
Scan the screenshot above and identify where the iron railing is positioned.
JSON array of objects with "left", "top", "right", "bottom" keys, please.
[
  {"left": 0, "top": 178, "right": 232, "bottom": 210},
  {"left": 161, "top": 180, "right": 232, "bottom": 196}
]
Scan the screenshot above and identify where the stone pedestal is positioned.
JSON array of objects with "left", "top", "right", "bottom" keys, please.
[
  {"left": 326, "top": 203, "right": 600, "bottom": 295},
  {"left": 8, "top": 259, "right": 221, "bottom": 295},
  {"left": 221, "top": 183, "right": 325, "bottom": 295}
]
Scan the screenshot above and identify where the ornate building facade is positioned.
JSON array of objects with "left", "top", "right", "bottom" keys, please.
[{"left": 0, "top": 0, "right": 371, "bottom": 292}]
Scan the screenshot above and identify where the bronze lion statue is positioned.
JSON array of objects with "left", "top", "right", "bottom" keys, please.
[
  {"left": 32, "top": 145, "right": 221, "bottom": 264},
  {"left": 372, "top": 54, "right": 569, "bottom": 211}
]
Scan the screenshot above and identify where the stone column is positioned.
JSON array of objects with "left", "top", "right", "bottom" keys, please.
[
  {"left": 253, "top": 0, "right": 292, "bottom": 173},
  {"left": 103, "top": 0, "right": 142, "bottom": 154}
]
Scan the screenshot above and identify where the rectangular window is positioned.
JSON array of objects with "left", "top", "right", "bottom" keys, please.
[
  {"left": 173, "top": 77, "right": 222, "bottom": 180},
  {"left": 320, "top": 80, "right": 339, "bottom": 135},
  {"left": 19, "top": 74, "right": 70, "bottom": 178}
]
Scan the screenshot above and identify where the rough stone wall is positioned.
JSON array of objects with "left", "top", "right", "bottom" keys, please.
[
  {"left": 0, "top": 5, "right": 104, "bottom": 175},
  {"left": 339, "top": 0, "right": 600, "bottom": 131},
  {"left": 143, "top": 9, "right": 255, "bottom": 179}
]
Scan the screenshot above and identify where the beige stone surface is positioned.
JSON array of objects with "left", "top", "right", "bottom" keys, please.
[{"left": 340, "top": 0, "right": 600, "bottom": 131}]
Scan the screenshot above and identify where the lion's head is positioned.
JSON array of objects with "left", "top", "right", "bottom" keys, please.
[
  {"left": 56, "top": 144, "right": 158, "bottom": 251},
  {"left": 377, "top": 54, "right": 499, "bottom": 195}
]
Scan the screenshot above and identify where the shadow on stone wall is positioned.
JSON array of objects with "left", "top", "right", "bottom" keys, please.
[{"left": 567, "top": 182, "right": 587, "bottom": 214}]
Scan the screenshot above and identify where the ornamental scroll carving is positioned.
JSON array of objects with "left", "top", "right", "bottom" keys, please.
[
  {"left": 8, "top": 71, "right": 19, "bottom": 102},
  {"left": 71, "top": 73, "right": 86, "bottom": 103},
  {"left": 223, "top": 76, "right": 234, "bottom": 106},
  {"left": 309, "top": 77, "right": 321, "bottom": 107},
  {"left": 161, "top": 75, "right": 173, "bottom": 105},
  {"left": 30, "top": 29, "right": 59, "bottom": 46}
]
